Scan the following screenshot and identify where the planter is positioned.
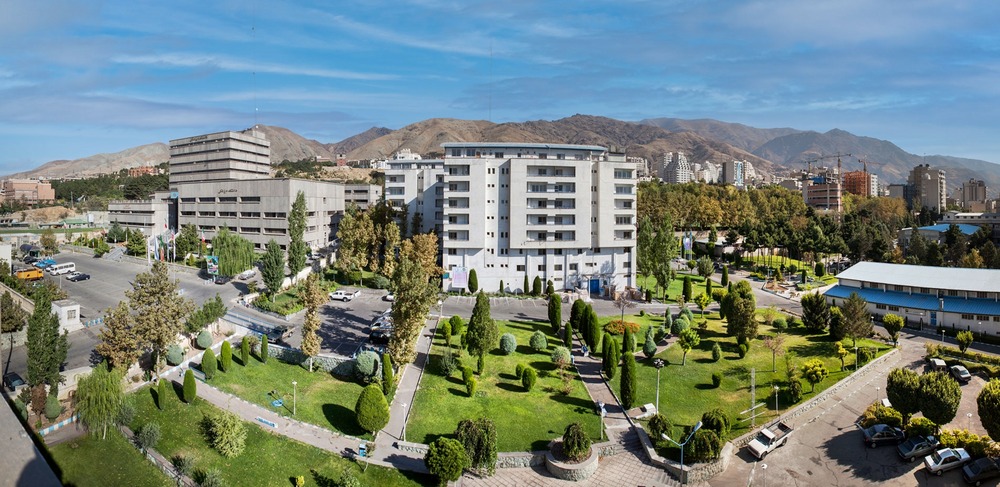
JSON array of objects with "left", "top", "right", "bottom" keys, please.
[{"left": 545, "top": 440, "right": 599, "bottom": 481}]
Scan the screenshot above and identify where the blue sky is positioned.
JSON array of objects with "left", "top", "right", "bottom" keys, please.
[{"left": 2, "top": 0, "right": 1000, "bottom": 174}]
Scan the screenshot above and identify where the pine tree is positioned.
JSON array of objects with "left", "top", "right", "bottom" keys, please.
[
  {"left": 260, "top": 335, "right": 269, "bottom": 364},
  {"left": 128, "top": 261, "right": 194, "bottom": 371},
  {"left": 286, "top": 191, "right": 308, "bottom": 279},
  {"left": 25, "top": 290, "right": 68, "bottom": 397},
  {"left": 466, "top": 292, "right": 499, "bottom": 372}
]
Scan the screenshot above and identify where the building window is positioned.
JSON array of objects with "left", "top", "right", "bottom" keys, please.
[
  {"left": 554, "top": 265, "right": 563, "bottom": 271},
  {"left": 875, "top": 303, "right": 887, "bottom": 310},
  {"left": 516, "top": 265, "right": 525, "bottom": 272},
  {"left": 624, "top": 261, "right": 631, "bottom": 268},
  {"left": 570, "top": 264, "right": 578, "bottom": 271},
  {"left": 241, "top": 196, "right": 260, "bottom": 203},
  {"left": 961, "top": 314, "right": 974, "bottom": 320},
  {"left": 978, "top": 292, "right": 990, "bottom": 299},
  {"left": 977, "top": 315, "right": 990, "bottom": 321},
  {"left": 893, "top": 285, "right": 905, "bottom": 292},
  {"left": 448, "top": 249, "right": 457, "bottom": 255},
  {"left": 888, "top": 306, "right": 899, "bottom": 311},
  {"left": 948, "top": 290, "right": 959, "bottom": 296},
  {"left": 537, "top": 265, "right": 544, "bottom": 271}
]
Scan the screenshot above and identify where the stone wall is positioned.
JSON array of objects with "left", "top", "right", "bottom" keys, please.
[
  {"left": 544, "top": 445, "right": 599, "bottom": 481},
  {"left": 261, "top": 342, "right": 355, "bottom": 377},
  {"left": 1, "top": 329, "right": 28, "bottom": 351},
  {"left": 497, "top": 451, "right": 546, "bottom": 469},
  {"left": 396, "top": 441, "right": 429, "bottom": 455}
]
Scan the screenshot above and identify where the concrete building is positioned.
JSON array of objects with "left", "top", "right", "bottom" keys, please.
[
  {"left": 897, "top": 223, "right": 981, "bottom": 247},
  {"left": 961, "top": 179, "right": 988, "bottom": 211},
  {"left": 662, "top": 152, "right": 693, "bottom": 183},
  {"left": 436, "top": 142, "right": 637, "bottom": 294},
  {"left": 109, "top": 127, "right": 358, "bottom": 254},
  {"left": 722, "top": 160, "right": 746, "bottom": 188},
  {"left": 384, "top": 159, "right": 445, "bottom": 235},
  {"left": 803, "top": 178, "right": 843, "bottom": 212},
  {"left": 908, "top": 164, "right": 947, "bottom": 212},
  {"left": 0, "top": 179, "right": 55, "bottom": 205},
  {"left": 843, "top": 170, "right": 878, "bottom": 197},
  {"left": 128, "top": 166, "right": 160, "bottom": 177},
  {"left": 344, "top": 183, "right": 382, "bottom": 210},
  {"left": 693, "top": 161, "right": 721, "bottom": 184},
  {"left": 941, "top": 211, "right": 1000, "bottom": 244},
  {"left": 825, "top": 262, "right": 1000, "bottom": 336}
]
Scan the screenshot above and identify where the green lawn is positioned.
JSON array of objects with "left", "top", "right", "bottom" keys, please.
[
  {"left": 631, "top": 312, "right": 890, "bottom": 442},
  {"left": 130, "top": 385, "right": 430, "bottom": 487},
  {"left": 48, "top": 428, "right": 173, "bottom": 487},
  {"left": 407, "top": 319, "right": 601, "bottom": 452},
  {"left": 637, "top": 273, "right": 713, "bottom": 303},
  {"left": 205, "top": 352, "right": 370, "bottom": 439}
]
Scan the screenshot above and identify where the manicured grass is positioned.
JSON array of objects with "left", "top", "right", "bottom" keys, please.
[
  {"left": 631, "top": 313, "right": 890, "bottom": 442},
  {"left": 206, "top": 352, "right": 370, "bottom": 439},
  {"left": 48, "top": 428, "right": 173, "bottom": 487},
  {"left": 637, "top": 273, "right": 712, "bottom": 303},
  {"left": 407, "top": 319, "right": 601, "bottom": 452},
  {"left": 130, "top": 385, "right": 430, "bottom": 487}
]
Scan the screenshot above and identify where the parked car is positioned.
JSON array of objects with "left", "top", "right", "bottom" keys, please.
[
  {"left": 329, "top": 289, "right": 361, "bottom": 302},
  {"left": 860, "top": 424, "right": 905, "bottom": 448},
  {"left": 265, "top": 325, "right": 293, "bottom": 343},
  {"left": 66, "top": 272, "right": 91, "bottom": 282},
  {"left": 898, "top": 435, "right": 940, "bottom": 462},
  {"left": 925, "top": 447, "right": 972, "bottom": 476},
  {"left": 929, "top": 357, "right": 947, "bottom": 372},
  {"left": 383, "top": 292, "right": 395, "bottom": 302},
  {"left": 33, "top": 258, "right": 56, "bottom": 269},
  {"left": 746, "top": 421, "right": 793, "bottom": 459},
  {"left": 3, "top": 372, "right": 25, "bottom": 392},
  {"left": 963, "top": 457, "right": 1000, "bottom": 486},
  {"left": 23, "top": 256, "right": 38, "bottom": 264},
  {"left": 370, "top": 329, "right": 392, "bottom": 345},
  {"left": 951, "top": 365, "right": 972, "bottom": 383}
]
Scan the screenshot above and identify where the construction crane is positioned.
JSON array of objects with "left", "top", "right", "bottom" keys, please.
[{"left": 802, "top": 152, "right": 852, "bottom": 182}]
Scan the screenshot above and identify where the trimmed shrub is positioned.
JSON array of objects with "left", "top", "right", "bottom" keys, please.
[
  {"left": 532, "top": 276, "right": 542, "bottom": 296},
  {"left": 355, "top": 384, "right": 390, "bottom": 433},
  {"left": 240, "top": 336, "right": 249, "bottom": 365},
  {"left": 905, "top": 417, "right": 937, "bottom": 438},
  {"left": 681, "top": 307, "right": 695, "bottom": 323},
  {"left": 530, "top": 331, "right": 548, "bottom": 352},
  {"left": 204, "top": 410, "right": 247, "bottom": 458},
  {"left": 157, "top": 378, "right": 167, "bottom": 410},
  {"left": 499, "top": 280, "right": 504, "bottom": 294},
  {"left": 642, "top": 327, "right": 657, "bottom": 359},
  {"left": 620, "top": 354, "right": 637, "bottom": 409},
  {"left": 683, "top": 276, "right": 693, "bottom": 301},
  {"left": 738, "top": 343, "right": 748, "bottom": 359},
  {"left": 711, "top": 372, "right": 722, "bottom": 388},
  {"left": 202, "top": 349, "right": 217, "bottom": 380},
  {"left": 200, "top": 469, "right": 224, "bottom": 487},
  {"left": 671, "top": 316, "right": 690, "bottom": 336},
  {"left": 441, "top": 322, "right": 452, "bottom": 346},
  {"left": 449, "top": 316, "right": 463, "bottom": 336},
  {"left": 648, "top": 413, "right": 671, "bottom": 443},
  {"left": 551, "top": 346, "right": 571, "bottom": 367},
  {"left": 44, "top": 394, "right": 62, "bottom": 421},
  {"left": 468, "top": 269, "right": 479, "bottom": 294},
  {"left": 462, "top": 366, "right": 474, "bottom": 385},
  {"left": 477, "top": 353, "right": 485, "bottom": 375},
  {"left": 521, "top": 367, "right": 537, "bottom": 391},
  {"left": 381, "top": 353, "right": 395, "bottom": 397},
  {"left": 688, "top": 429, "right": 722, "bottom": 462},
  {"left": 166, "top": 344, "right": 184, "bottom": 366},
  {"left": 196, "top": 330, "right": 213, "bottom": 349},
  {"left": 499, "top": 333, "right": 517, "bottom": 355},
  {"left": 546, "top": 280, "right": 555, "bottom": 295},
  {"left": 183, "top": 369, "right": 196, "bottom": 403},
  {"left": 772, "top": 317, "right": 787, "bottom": 330},
  {"left": 515, "top": 363, "right": 526, "bottom": 379},
  {"left": 355, "top": 351, "right": 379, "bottom": 384},
  {"left": 653, "top": 326, "right": 667, "bottom": 343},
  {"left": 860, "top": 403, "right": 903, "bottom": 428},
  {"left": 788, "top": 378, "right": 803, "bottom": 403},
  {"left": 622, "top": 329, "right": 636, "bottom": 354},
  {"left": 13, "top": 399, "right": 26, "bottom": 420},
  {"left": 438, "top": 348, "right": 457, "bottom": 377},
  {"left": 604, "top": 320, "right": 641, "bottom": 335},
  {"left": 465, "top": 376, "right": 477, "bottom": 397},
  {"left": 369, "top": 274, "right": 390, "bottom": 289},
  {"left": 425, "top": 437, "right": 469, "bottom": 485},
  {"left": 117, "top": 400, "right": 136, "bottom": 426},
  {"left": 135, "top": 422, "right": 161, "bottom": 451},
  {"left": 260, "top": 335, "right": 269, "bottom": 363},
  {"left": 711, "top": 342, "right": 722, "bottom": 362},
  {"left": 220, "top": 341, "right": 232, "bottom": 373},
  {"left": 562, "top": 422, "right": 592, "bottom": 461},
  {"left": 563, "top": 321, "right": 574, "bottom": 348},
  {"left": 701, "top": 408, "right": 731, "bottom": 436}
]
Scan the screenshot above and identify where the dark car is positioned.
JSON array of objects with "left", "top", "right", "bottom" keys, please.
[
  {"left": 67, "top": 272, "right": 91, "bottom": 282},
  {"left": 861, "top": 424, "right": 905, "bottom": 448},
  {"left": 898, "top": 435, "right": 940, "bottom": 462},
  {"left": 23, "top": 256, "right": 38, "bottom": 264},
  {"left": 265, "top": 325, "right": 292, "bottom": 343},
  {"left": 370, "top": 329, "right": 392, "bottom": 345},
  {"left": 963, "top": 457, "right": 1000, "bottom": 486},
  {"left": 3, "top": 372, "right": 25, "bottom": 392},
  {"left": 214, "top": 275, "right": 231, "bottom": 285}
]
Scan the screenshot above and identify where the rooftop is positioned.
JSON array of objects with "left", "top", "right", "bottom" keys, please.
[
  {"left": 909, "top": 223, "right": 981, "bottom": 234},
  {"left": 825, "top": 285, "right": 1000, "bottom": 316},
  {"left": 441, "top": 142, "right": 607, "bottom": 152},
  {"left": 836, "top": 262, "right": 1000, "bottom": 294}
]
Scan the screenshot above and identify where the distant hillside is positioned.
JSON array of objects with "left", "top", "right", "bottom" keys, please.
[
  {"left": 4, "top": 143, "right": 169, "bottom": 180},
  {"left": 327, "top": 127, "right": 393, "bottom": 155},
  {"left": 639, "top": 117, "right": 801, "bottom": 152}
]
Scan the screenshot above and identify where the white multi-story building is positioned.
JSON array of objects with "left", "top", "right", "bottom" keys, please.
[
  {"left": 909, "top": 164, "right": 947, "bottom": 213},
  {"left": 384, "top": 159, "right": 445, "bottom": 235},
  {"left": 662, "top": 152, "right": 693, "bottom": 183},
  {"left": 438, "top": 142, "right": 637, "bottom": 294}
]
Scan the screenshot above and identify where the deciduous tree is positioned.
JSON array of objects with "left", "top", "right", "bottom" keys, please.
[
  {"left": 300, "top": 273, "right": 326, "bottom": 371},
  {"left": 389, "top": 256, "right": 437, "bottom": 365},
  {"left": 801, "top": 359, "right": 828, "bottom": 392},
  {"left": 678, "top": 328, "right": 700, "bottom": 365},
  {"left": 887, "top": 368, "right": 921, "bottom": 423},
  {"left": 956, "top": 330, "right": 974, "bottom": 353},
  {"left": 75, "top": 364, "right": 124, "bottom": 439},
  {"left": 261, "top": 239, "right": 285, "bottom": 299},
  {"left": 882, "top": 314, "right": 904, "bottom": 346},
  {"left": 212, "top": 228, "right": 254, "bottom": 277},
  {"left": 425, "top": 437, "right": 469, "bottom": 485},
  {"left": 920, "top": 371, "right": 962, "bottom": 427},
  {"left": 0, "top": 291, "right": 28, "bottom": 333},
  {"left": 977, "top": 379, "right": 1000, "bottom": 441},
  {"left": 96, "top": 302, "right": 140, "bottom": 370},
  {"left": 286, "top": 191, "right": 308, "bottom": 279},
  {"left": 762, "top": 334, "right": 786, "bottom": 372},
  {"left": 336, "top": 204, "right": 374, "bottom": 284}
]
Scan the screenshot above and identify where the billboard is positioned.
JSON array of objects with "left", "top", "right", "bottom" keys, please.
[
  {"left": 451, "top": 267, "right": 469, "bottom": 289},
  {"left": 206, "top": 256, "right": 219, "bottom": 276}
]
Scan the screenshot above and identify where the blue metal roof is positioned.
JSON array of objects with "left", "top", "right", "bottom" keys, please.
[
  {"left": 918, "top": 223, "right": 981, "bottom": 234},
  {"left": 825, "top": 285, "right": 1000, "bottom": 315},
  {"left": 835, "top": 262, "right": 1000, "bottom": 294}
]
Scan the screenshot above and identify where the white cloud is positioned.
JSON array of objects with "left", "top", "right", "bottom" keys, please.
[{"left": 112, "top": 53, "right": 397, "bottom": 81}]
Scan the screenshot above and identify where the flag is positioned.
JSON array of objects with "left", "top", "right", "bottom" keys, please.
[{"left": 200, "top": 230, "right": 205, "bottom": 243}]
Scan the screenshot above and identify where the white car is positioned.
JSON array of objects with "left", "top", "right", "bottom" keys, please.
[
  {"left": 329, "top": 289, "right": 361, "bottom": 302},
  {"left": 383, "top": 292, "right": 395, "bottom": 302},
  {"left": 924, "top": 447, "right": 971, "bottom": 476}
]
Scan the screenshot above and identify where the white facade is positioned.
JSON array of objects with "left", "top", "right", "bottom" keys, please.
[
  {"left": 384, "top": 159, "right": 445, "bottom": 235},
  {"left": 169, "top": 128, "right": 271, "bottom": 183},
  {"left": 439, "top": 142, "right": 636, "bottom": 294},
  {"left": 663, "top": 152, "right": 693, "bottom": 183},
  {"left": 723, "top": 160, "right": 746, "bottom": 188},
  {"left": 908, "top": 164, "right": 947, "bottom": 212}
]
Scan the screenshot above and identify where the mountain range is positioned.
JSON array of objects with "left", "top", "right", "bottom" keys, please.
[{"left": 8, "top": 115, "right": 1000, "bottom": 196}]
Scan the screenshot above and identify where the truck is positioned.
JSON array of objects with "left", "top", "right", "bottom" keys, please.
[
  {"left": 15, "top": 268, "right": 44, "bottom": 281},
  {"left": 329, "top": 289, "right": 361, "bottom": 302},
  {"left": 746, "top": 421, "right": 793, "bottom": 459}
]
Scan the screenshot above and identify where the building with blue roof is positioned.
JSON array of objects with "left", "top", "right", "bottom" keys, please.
[
  {"left": 897, "top": 223, "right": 982, "bottom": 247},
  {"left": 824, "top": 262, "right": 1000, "bottom": 336}
]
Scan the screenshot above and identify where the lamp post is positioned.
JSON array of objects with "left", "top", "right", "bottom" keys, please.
[
  {"left": 596, "top": 401, "right": 606, "bottom": 441},
  {"left": 292, "top": 381, "right": 297, "bottom": 416},
  {"left": 875, "top": 386, "right": 880, "bottom": 404},
  {"left": 653, "top": 359, "right": 665, "bottom": 413},
  {"left": 773, "top": 385, "right": 780, "bottom": 415},
  {"left": 761, "top": 463, "right": 768, "bottom": 487},
  {"left": 662, "top": 421, "right": 703, "bottom": 485},
  {"left": 854, "top": 346, "right": 859, "bottom": 371},
  {"left": 968, "top": 412, "right": 973, "bottom": 431},
  {"left": 941, "top": 329, "right": 945, "bottom": 344}
]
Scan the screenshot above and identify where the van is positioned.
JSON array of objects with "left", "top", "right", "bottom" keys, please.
[
  {"left": 48, "top": 262, "right": 76, "bottom": 275},
  {"left": 15, "top": 268, "right": 44, "bottom": 281}
]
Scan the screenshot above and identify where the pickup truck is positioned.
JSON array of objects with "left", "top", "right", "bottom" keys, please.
[
  {"left": 329, "top": 289, "right": 361, "bottom": 302},
  {"left": 15, "top": 268, "right": 44, "bottom": 281},
  {"left": 746, "top": 421, "right": 793, "bottom": 459}
]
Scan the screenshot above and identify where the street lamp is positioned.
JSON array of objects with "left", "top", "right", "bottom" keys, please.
[
  {"left": 662, "top": 421, "right": 702, "bottom": 485},
  {"left": 854, "top": 346, "right": 859, "bottom": 371},
  {"left": 761, "top": 463, "right": 768, "bottom": 487},
  {"left": 596, "top": 401, "right": 606, "bottom": 441},
  {"left": 875, "top": 386, "right": 880, "bottom": 404},
  {"left": 292, "top": 381, "right": 297, "bottom": 416},
  {"left": 941, "top": 329, "right": 945, "bottom": 344},
  {"left": 773, "top": 385, "right": 780, "bottom": 415},
  {"left": 968, "top": 412, "right": 973, "bottom": 430},
  {"left": 653, "top": 359, "right": 666, "bottom": 413}
]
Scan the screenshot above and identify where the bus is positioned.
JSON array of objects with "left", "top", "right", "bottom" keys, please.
[{"left": 48, "top": 262, "right": 76, "bottom": 275}]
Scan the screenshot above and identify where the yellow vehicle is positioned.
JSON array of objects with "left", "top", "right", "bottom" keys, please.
[{"left": 15, "top": 268, "right": 44, "bottom": 281}]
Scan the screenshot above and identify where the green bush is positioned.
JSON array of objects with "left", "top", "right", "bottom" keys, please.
[
  {"left": 530, "top": 331, "right": 548, "bottom": 352},
  {"left": 44, "top": 394, "right": 62, "bottom": 420},
  {"left": 688, "top": 429, "right": 722, "bottom": 462},
  {"left": 772, "top": 317, "right": 787, "bottom": 330},
  {"left": 532, "top": 276, "right": 542, "bottom": 296},
  {"left": 788, "top": 317, "right": 802, "bottom": 328},
  {"left": 438, "top": 348, "right": 457, "bottom": 377},
  {"left": 905, "top": 417, "right": 937, "bottom": 438},
  {"left": 449, "top": 316, "right": 463, "bottom": 336},
  {"left": 562, "top": 422, "right": 592, "bottom": 461},
  {"left": 166, "top": 344, "right": 184, "bottom": 366},
  {"left": 13, "top": 399, "right": 27, "bottom": 420},
  {"left": 220, "top": 341, "right": 232, "bottom": 372},
  {"left": 499, "top": 333, "right": 517, "bottom": 355},
  {"left": 788, "top": 378, "right": 803, "bottom": 403},
  {"left": 441, "top": 322, "right": 452, "bottom": 345},
  {"left": 199, "top": 468, "right": 224, "bottom": 487},
  {"left": 135, "top": 422, "right": 161, "bottom": 451},
  {"left": 260, "top": 335, "right": 269, "bottom": 363},
  {"left": 202, "top": 349, "right": 217, "bottom": 380},
  {"left": 701, "top": 408, "right": 731, "bottom": 436},
  {"left": 477, "top": 354, "right": 485, "bottom": 375},
  {"left": 424, "top": 437, "right": 469, "bottom": 485},
  {"left": 737, "top": 343, "right": 748, "bottom": 359},
  {"left": 355, "top": 384, "right": 389, "bottom": 433},
  {"left": 171, "top": 455, "right": 193, "bottom": 478},
  {"left": 183, "top": 369, "right": 196, "bottom": 403},
  {"left": 157, "top": 379, "right": 167, "bottom": 410},
  {"left": 521, "top": 367, "right": 537, "bottom": 391},
  {"left": 515, "top": 363, "right": 526, "bottom": 379},
  {"left": 462, "top": 366, "right": 474, "bottom": 385},
  {"left": 711, "top": 342, "right": 722, "bottom": 362},
  {"left": 654, "top": 326, "right": 667, "bottom": 343},
  {"left": 196, "top": 330, "right": 213, "bottom": 349},
  {"left": 551, "top": 346, "right": 571, "bottom": 367},
  {"left": 672, "top": 316, "right": 690, "bottom": 335},
  {"left": 369, "top": 274, "right": 390, "bottom": 289},
  {"left": 240, "top": 336, "right": 249, "bottom": 365},
  {"left": 465, "top": 376, "right": 477, "bottom": 397},
  {"left": 354, "top": 351, "right": 379, "bottom": 384},
  {"left": 204, "top": 410, "right": 247, "bottom": 458},
  {"left": 117, "top": 400, "right": 136, "bottom": 426},
  {"left": 860, "top": 404, "right": 903, "bottom": 428},
  {"left": 711, "top": 372, "right": 722, "bottom": 388},
  {"left": 381, "top": 353, "right": 395, "bottom": 397},
  {"left": 648, "top": 413, "right": 671, "bottom": 443}
]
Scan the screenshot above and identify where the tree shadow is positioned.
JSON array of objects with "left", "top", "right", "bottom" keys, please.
[
  {"left": 495, "top": 382, "right": 523, "bottom": 393},
  {"left": 725, "top": 364, "right": 751, "bottom": 382},
  {"left": 694, "top": 383, "right": 717, "bottom": 390},
  {"left": 321, "top": 403, "right": 367, "bottom": 437},
  {"left": 447, "top": 387, "right": 467, "bottom": 397},
  {"left": 547, "top": 392, "right": 594, "bottom": 412},
  {"left": 498, "top": 372, "right": 518, "bottom": 381}
]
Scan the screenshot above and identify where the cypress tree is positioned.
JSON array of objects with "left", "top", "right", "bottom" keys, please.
[
  {"left": 202, "top": 349, "right": 217, "bottom": 379},
  {"left": 564, "top": 321, "right": 574, "bottom": 348},
  {"left": 240, "top": 336, "right": 250, "bottom": 366},
  {"left": 607, "top": 339, "right": 620, "bottom": 379},
  {"left": 705, "top": 278, "right": 713, "bottom": 298},
  {"left": 220, "top": 341, "right": 232, "bottom": 372},
  {"left": 183, "top": 369, "right": 196, "bottom": 403},
  {"left": 548, "top": 293, "right": 562, "bottom": 334},
  {"left": 588, "top": 308, "right": 601, "bottom": 352},
  {"left": 683, "top": 276, "right": 693, "bottom": 302},
  {"left": 546, "top": 280, "right": 554, "bottom": 295},
  {"left": 468, "top": 269, "right": 479, "bottom": 294},
  {"left": 532, "top": 276, "right": 542, "bottom": 296},
  {"left": 382, "top": 352, "right": 395, "bottom": 397},
  {"left": 721, "top": 265, "right": 729, "bottom": 287},
  {"left": 157, "top": 377, "right": 167, "bottom": 410},
  {"left": 620, "top": 353, "right": 637, "bottom": 409},
  {"left": 622, "top": 328, "right": 636, "bottom": 354},
  {"left": 523, "top": 275, "right": 529, "bottom": 295},
  {"left": 260, "top": 335, "right": 269, "bottom": 364}
]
